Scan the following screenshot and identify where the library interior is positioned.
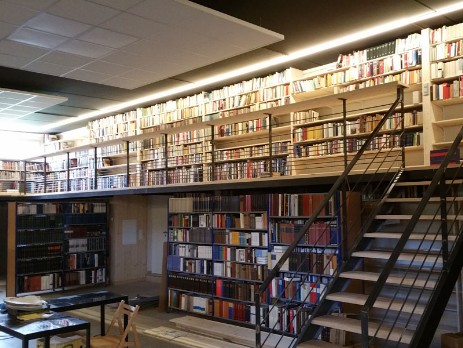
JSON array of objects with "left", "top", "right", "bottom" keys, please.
[{"left": 3, "top": 1, "right": 463, "bottom": 347}]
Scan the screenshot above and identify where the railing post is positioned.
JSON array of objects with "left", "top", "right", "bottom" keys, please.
[
  {"left": 440, "top": 174, "right": 449, "bottom": 270},
  {"left": 255, "top": 292, "right": 261, "bottom": 348},
  {"left": 360, "top": 309, "right": 369, "bottom": 348},
  {"left": 266, "top": 113, "right": 273, "bottom": 176}
]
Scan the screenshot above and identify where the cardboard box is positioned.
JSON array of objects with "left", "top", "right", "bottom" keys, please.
[
  {"left": 36, "top": 334, "right": 83, "bottom": 348},
  {"left": 442, "top": 332, "right": 463, "bottom": 348}
]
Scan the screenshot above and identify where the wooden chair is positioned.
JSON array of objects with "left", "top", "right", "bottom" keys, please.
[{"left": 90, "top": 300, "right": 141, "bottom": 348}]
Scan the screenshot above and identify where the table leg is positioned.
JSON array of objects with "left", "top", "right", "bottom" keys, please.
[
  {"left": 22, "top": 339, "right": 28, "bottom": 348},
  {"left": 100, "top": 304, "right": 105, "bottom": 336},
  {"left": 86, "top": 326, "right": 90, "bottom": 348}
]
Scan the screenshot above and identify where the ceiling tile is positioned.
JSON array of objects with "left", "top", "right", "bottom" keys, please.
[
  {"left": 8, "top": 27, "right": 69, "bottom": 49},
  {"left": 119, "top": 68, "right": 163, "bottom": 82},
  {"left": 0, "top": 52, "right": 32, "bottom": 68},
  {"left": 6, "top": 0, "right": 59, "bottom": 11},
  {"left": 39, "top": 51, "right": 93, "bottom": 67},
  {"left": 101, "top": 50, "right": 150, "bottom": 68},
  {"left": 56, "top": 39, "right": 113, "bottom": 58},
  {"left": 87, "top": 0, "right": 143, "bottom": 11},
  {"left": 0, "top": 90, "right": 33, "bottom": 100},
  {"left": 0, "top": 22, "right": 19, "bottom": 40},
  {"left": 21, "top": 113, "right": 71, "bottom": 122},
  {"left": 0, "top": 1, "right": 39, "bottom": 25},
  {"left": 0, "top": 114, "right": 21, "bottom": 119},
  {"left": 128, "top": 0, "right": 196, "bottom": 25},
  {"left": 0, "top": 39, "right": 48, "bottom": 58},
  {"left": 25, "top": 13, "right": 91, "bottom": 38},
  {"left": 83, "top": 60, "right": 129, "bottom": 75},
  {"left": 100, "top": 12, "right": 167, "bottom": 39},
  {"left": 62, "top": 68, "right": 112, "bottom": 83},
  {"left": 48, "top": 0, "right": 120, "bottom": 26},
  {"left": 101, "top": 76, "right": 144, "bottom": 89},
  {"left": 79, "top": 27, "right": 139, "bottom": 49},
  {"left": 24, "top": 60, "right": 74, "bottom": 75}
]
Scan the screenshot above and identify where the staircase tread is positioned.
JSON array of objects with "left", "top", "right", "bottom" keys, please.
[
  {"left": 326, "top": 292, "right": 425, "bottom": 314},
  {"left": 170, "top": 315, "right": 294, "bottom": 348},
  {"left": 395, "top": 179, "right": 463, "bottom": 186},
  {"left": 364, "top": 232, "right": 456, "bottom": 241},
  {"left": 298, "top": 340, "right": 342, "bottom": 348},
  {"left": 352, "top": 250, "right": 442, "bottom": 263},
  {"left": 312, "top": 315, "right": 413, "bottom": 344},
  {"left": 375, "top": 214, "right": 463, "bottom": 220},
  {"left": 385, "top": 197, "right": 463, "bottom": 202},
  {"left": 339, "top": 271, "right": 437, "bottom": 288}
]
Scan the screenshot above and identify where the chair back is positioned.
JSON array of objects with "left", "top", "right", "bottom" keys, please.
[{"left": 106, "top": 300, "right": 140, "bottom": 347}]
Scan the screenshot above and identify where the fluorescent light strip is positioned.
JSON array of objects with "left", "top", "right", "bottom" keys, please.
[{"left": 39, "top": 1, "right": 463, "bottom": 132}]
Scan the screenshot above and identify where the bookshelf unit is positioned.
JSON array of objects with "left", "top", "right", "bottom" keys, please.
[
  {"left": 166, "top": 191, "right": 359, "bottom": 335},
  {"left": 0, "top": 160, "right": 21, "bottom": 194},
  {"left": 6, "top": 201, "right": 108, "bottom": 296}
]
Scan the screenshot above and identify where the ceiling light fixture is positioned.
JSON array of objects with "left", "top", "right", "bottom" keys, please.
[{"left": 39, "top": 1, "right": 463, "bottom": 133}]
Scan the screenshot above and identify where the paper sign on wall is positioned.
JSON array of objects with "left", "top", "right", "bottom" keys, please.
[{"left": 122, "top": 219, "right": 137, "bottom": 245}]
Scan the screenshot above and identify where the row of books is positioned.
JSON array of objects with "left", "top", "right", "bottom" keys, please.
[
  {"left": 214, "top": 158, "right": 288, "bottom": 180},
  {"left": 293, "top": 133, "right": 405, "bottom": 158},
  {"left": 17, "top": 273, "right": 60, "bottom": 293},
  {"left": 269, "top": 193, "right": 333, "bottom": 217},
  {"left": 212, "top": 245, "right": 268, "bottom": 265},
  {"left": 168, "top": 290, "right": 212, "bottom": 316},
  {"left": 169, "top": 227, "right": 211, "bottom": 243},
  {"left": 16, "top": 256, "right": 62, "bottom": 275},
  {"left": 168, "top": 273, "right": 213, "bottom": 293},
  {"left": 0, "top": 160, "right": 21, "bottom": 170},
  {"left": 272, "top": 221, "right": 336, "bottom": 245},
  {"left": 216, "top": 116, "right": 271, "bottom": 137},
  {"left": 169, "top": 244, "right": 212, "bottom": 259},
  {"left": 431, "top": 59, "right": 463, "bottom": 79},
  {"left": 213, "top": 230, "right": 268, "bottom": 247},
  {"left": 212, "top": 212, "right": 267, "bottom": 229},
  {"left": 17, "top": 229, "right": 63, "bottom": 245},
  {"left": 269, "top": 277, "right": 327, "bottom": 304},
  {"left": 214, "top": 279, "right": 263, "bottom": 302},
  {"left": 68, "top": 253, "right": 104, "bottom": 270},
  {"left": 167, "top": 256, "right": 212, "bottom": 275},
  {"left": 67, "top": 236, "right": 105, "bottom": 252},
  {"left": 269, "top": 246, "right": 338, "bottom": 275},
  {"left": 213, "top": 261, "right": 267, "bottom": 281},
  {"left": 17, "top": 244, "right": 62, "bottom": 259},
  {"left": 65, "top": 268, "right": 106, "bottom": 285},
  {"left": 169, "top": 213, "right": 210, "bottom": 228},
  {"left": 432, "top": 79, "right": 463, "bottom": 100}
]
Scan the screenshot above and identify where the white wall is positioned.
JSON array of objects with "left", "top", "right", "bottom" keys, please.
[
  {"left": 0, "top": 131, "right": 43, "bottom": 159},
  {"left": 146, "top": 195, "right": 169, "bottom": 275}
]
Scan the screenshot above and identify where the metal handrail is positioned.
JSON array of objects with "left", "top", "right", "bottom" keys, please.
[
  {"left": 360, "top": 126, "right": 463, "bottom": 347},
  {"left": 255, "top": 85, "right": 405, "bottom": 347}
]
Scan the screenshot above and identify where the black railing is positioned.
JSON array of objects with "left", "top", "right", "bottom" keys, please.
[
  {"left": 255, "top": 85, "right": 406, "bottom": 347},
  {"left": 360, "top": 126, "right": 463, "bottom": 348}
]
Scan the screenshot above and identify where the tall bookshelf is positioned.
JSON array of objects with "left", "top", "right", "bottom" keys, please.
[
  {"left": 166, "top": 192, "right": 359, "bottom": 335},
  {"left": 6, "top": 201, "right": 108, "bottom": 296}
]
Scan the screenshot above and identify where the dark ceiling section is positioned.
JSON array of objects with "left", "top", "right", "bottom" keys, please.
[{"left": 3, "top": 0, "right": 463, "bottom": 133}]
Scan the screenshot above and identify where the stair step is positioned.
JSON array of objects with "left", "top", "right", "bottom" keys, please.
[
  {"left": 170, "top": 315, "right": 294, "bottom": 348},
  {"left": 299, "top": 340, "right": 342, "bottom": 348},
  {"left": 395, "top": 179, "right": 463, "bottom": 186},
  {"left": 312, "top": 315, "right": 413, "bottom": 344},
  {"left": 352, "top": 250, "right": 442, "bottom": 264},
  {"left": 385, "top": 197, "right": 463, "bottom": 203},
  {"left": 339, "top": 271, "right": 437, "bottom": 289},
  {"left": 364, "top": 232, "right": 456, "bottom": 241},
  {"left": 326, "top": 292, "right": 425, "bottom": 314},
  {"left": 375, "top": 214, "right": 463, "bottom": 220}
]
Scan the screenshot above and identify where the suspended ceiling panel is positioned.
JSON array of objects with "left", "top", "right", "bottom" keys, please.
[{"left": 0, "top": 0, "right": 283, "bottom": 90}]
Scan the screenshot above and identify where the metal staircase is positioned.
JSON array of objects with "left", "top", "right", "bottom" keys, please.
[{"left": 254, "top": 84, "right": 463, "bottom": 347}]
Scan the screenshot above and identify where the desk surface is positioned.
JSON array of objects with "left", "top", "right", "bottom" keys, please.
[
  {"left": 47, "top": 290, "right": 128, "bottom": 311},
  {"left": 0, "top": 312, "right": 89, "bottom": 340}
]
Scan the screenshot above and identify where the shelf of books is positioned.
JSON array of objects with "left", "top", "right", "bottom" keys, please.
[
  {"left": 428, "top": 23, "right": 463, "bottom": 155},
  {"left": 166, "top": 192, "right": 357, "bottom": 335},
  {"left": 0, "top": 159, "right": 21, "bottom": 194},
  {"left": 7, "top": 201, "right": 108, "bottom": 296}
]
